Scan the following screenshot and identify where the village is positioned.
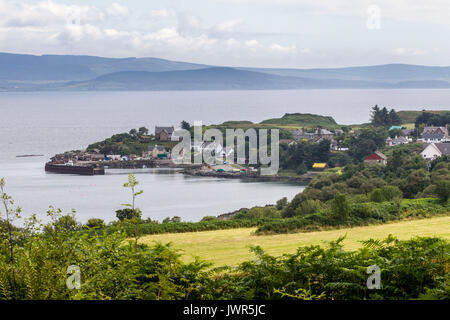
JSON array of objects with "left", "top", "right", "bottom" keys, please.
[{"left": 45, "top": 119, "right": 450, "bottom": 177}]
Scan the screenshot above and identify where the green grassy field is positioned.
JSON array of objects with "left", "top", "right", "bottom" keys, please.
[
  {"left": 140, "top": 216, "right": 450, "bottom": 267},
  {"left": 397, "top": 110, "right": 449, "bottom": 124}
]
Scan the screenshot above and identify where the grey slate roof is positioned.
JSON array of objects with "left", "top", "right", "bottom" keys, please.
[
  {"left": 314, "top": 128, "right": 333, "bottom": 135},
  {"left": 421, "top": 127, "right": 448, "bottom": 140},
  {"left": 435, "top": 143, "right": 450, "bottom": 155},
  {"left": 155, "top": 126, "right": 174, "bottom": 134}
]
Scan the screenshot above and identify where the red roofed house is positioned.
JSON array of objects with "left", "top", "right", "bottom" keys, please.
[{"left": 364, "top": 151, "right": 387, "bottom": 165}]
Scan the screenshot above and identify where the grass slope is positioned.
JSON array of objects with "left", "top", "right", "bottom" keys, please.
[
  {"left": 397, "top": 110, "right": 449, "bottom": 124},
  {"left": 260, "top": 113, "right": 338, "bottom": 128},
  {"left": 140, "top": 216, "right": 450, "bottom": 267}
]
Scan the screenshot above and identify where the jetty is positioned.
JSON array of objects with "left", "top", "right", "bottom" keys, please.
[
  {"left": 45, "top": 162, "right": 105, "bottom": 176},
  {"left": 45, "top": 158, "right": 202, "bottom": 176}
]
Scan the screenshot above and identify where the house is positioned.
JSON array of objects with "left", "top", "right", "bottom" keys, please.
[
  {"left": 364, "top": 151, "right": 387, "bottom": 165},
  {"left": 420, "top": 143, "right": 450, "bottom": 160},
  {"left": 291, "top": 129, "right": 314, "bottom": 141},
  {"left": 279, "top": 139, "right": 297, "bottom": 146},
  {"left": 312, "top": 163, "right": 328, "bottom": 171},
  {"left": 155, "top": 126, "right": 175, "bottom": 141},
  {"left": 145, "top": 145, "right": 168, "bottom": 159},
  {"left": 389, "top": 126, "right": 403, "bottom": 131},
  {"left": 330, "top": 139, "right": 346, "bottom": 151},
  {"left": 314, "top": 128, "right": 334, "bottom": 140},
  {"left": 402, "top": 129, "right": 414, "bottom": 138},
  {"left": 420, "top": 126, "right": 449, "bottom": 143},
  {"left": 106, "top": 155, "right": 121, "bottom": 161},
  {"left": 88, "top": 153, "right": 105, "bottom": 161},
  {"left": 386, "top": 136, "right": 410, "bottom": 147}
]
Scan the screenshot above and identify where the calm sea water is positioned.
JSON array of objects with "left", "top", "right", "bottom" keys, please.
[{"left": 1, "top": 89, "right": 449, "bottom": 222}]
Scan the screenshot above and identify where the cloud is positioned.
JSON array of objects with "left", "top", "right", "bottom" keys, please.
[
  {"left": 2, "top": 0, "right": 445, "bottom": 68},
  {"left": 245, "top": 39, "right": 260, "bottom": 48},
  {"left": 226, "top": 38, "right": 241, "bottom": 48},
  {"left": 150, "top": 9, "right": 176, "bottom": 18},
  {"left": 106, "top": 3, "right": 129, "bottom": 17},
  {"left": 0, "top": 0, "right": 104, "bottom": 27},
  {"left": 269, "top": 43, "right": 297, "bottom": 55},
  {"left": 392, "top": 47, "right": 439, "bottom": 57},
  {"left": 215, "top": 19, "right": 243, "bottom": 33},
  {"left": 219, "top": 0, "right": 450, "bottom": 25}
]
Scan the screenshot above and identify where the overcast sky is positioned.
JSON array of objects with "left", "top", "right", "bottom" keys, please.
[{"left": 1, "top": 0, "right": 449, "bottom": 68}]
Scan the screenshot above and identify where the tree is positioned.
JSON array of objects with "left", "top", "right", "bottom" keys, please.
[
  {"left": 138, "top": 127, "right": 149, "bottom": 135},
  {"left": 349, "top": 127, "right": 388, "bottom": 161},
  {"left": 435, "top": 181, "right": 450, "bottom": 204},
  {"left": 52, "top": 214, "right": 80, "bottom": 233},
  {"left": 380, "top": 185, "right": 403, "bottom": 201},
  {"left": 415, "top": 111, "right": 450, "bottom": 127},
  {"left": 369, "top": 189, "right": 384, "bottom": 203},
  {"left": 331, "top": 193, "right": 350, "bottom": 222},
  {"left": 276, "top": 197, "right": 288, "bottom": 210},
  {"left": 181, "top": 121, "right": 191, "bottom": 131},
  {"left": 388, "top": 109, "right": 401, "bottom": 126},
  {"left": 389, "top": 128, "right": 404, "bottom": 138},
  {"left": 369, "top": 186, "right": 402, "bottom": 202},
  {"left": 0, "top": 178, "right": 22, "bottom": 293},
  {"left": 380, "top": 107, "right": 389, "bottom": 126},
  {"left": 84, "top": 218, "right": 106, "bottom": 229},
  {"left": 129, "top": 128, "right": 137, "bottom": 136},
  {"left": 398, "top": 169, "right": 431, "bottom": 198},
  {"left": 162, "top": 216, "right": 182, "bottom": 223},
  {"left": 371, "top": 105, "right": 401, "bottom": 127},
  {"left": 116, "top": 208, "right": 136, "bottom": 221},
  {"left": 370, "top": 105, "right": 382, "bottom": 126},
  {"left": 123, "top": 174, "right": 143, "bottom": 213},
  {"left": 120, "top": 174, "right": 144, "bottom": 244}
]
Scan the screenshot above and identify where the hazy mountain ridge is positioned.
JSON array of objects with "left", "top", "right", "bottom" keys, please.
[
  {"left": 1, "top": 52, "right": 450, "bottom": 90},
  {"left": 35, "top": 67, "right": 399, "bottom": 91},
  {"left": 240, "top": 64, "right": 450, "bottom": 82},
  {"left": 0, "top": 52, "right": 207, "bottom": 81}
]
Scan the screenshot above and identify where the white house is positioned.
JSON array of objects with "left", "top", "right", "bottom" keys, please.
[
  {"left": 192, "top": 142, "right": 234, "bottom": 162},
  {"left": 420, "top": 126, "right": 449, "bottom": 143},
  {"left": 420, "top": 143, "right": 450, "bottom": 160},
  {"left": 386, "top": 136, "right": 410, "bottom": 147},
  {"left": 144, "top": 145, "right": 168, "bottom": 159}
]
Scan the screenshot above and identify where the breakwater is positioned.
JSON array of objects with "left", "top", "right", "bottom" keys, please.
[
  {"left": 45, "top": 159, "right": 202, "bottom": 175},
  {"left": 45, "top": 163, "right": 105, "bottom": 175},
  {"left": 182, "top": 169, "right": 317, "bottom": 183}
]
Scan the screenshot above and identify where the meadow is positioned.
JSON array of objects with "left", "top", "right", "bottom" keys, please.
[{"left": 140, "top": 216, "right": 450, "bottom": 267}]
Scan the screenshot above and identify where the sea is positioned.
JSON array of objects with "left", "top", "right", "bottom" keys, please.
[{"left": 1, "top": 89, "right": 449, "bottom": 223}]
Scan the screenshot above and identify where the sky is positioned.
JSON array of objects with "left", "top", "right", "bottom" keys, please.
[{"left": 0, "top": 0, "right": 449, "bottom": 68}]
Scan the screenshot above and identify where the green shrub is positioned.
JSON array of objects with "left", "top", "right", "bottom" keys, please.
[
  {"left": 435, "top": 181, "right": 450, "bottom": 204},
  {"left": 294, "top": 199, "right": 323, "bottom": 216},
  {"left": 276, "top": 197, "right": 288, "bottom": 210},
  {"left": 331, "top": 193, "right": 350, "bottom": 222},
  {"left": 84, "top": 218, "right": 106, "bottom": 229},
  {"left": 116, "top": 208, "right": 141, "bottom": 221},
  {"left": 369, "top": 186, "right": 403, "bottom": 202}
]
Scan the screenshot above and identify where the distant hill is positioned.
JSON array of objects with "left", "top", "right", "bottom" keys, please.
[
  {"left": 260, "top": 113, "right": 338, "bottom": 128},
  {"left": 397, "top": 110, "right": 450, "bottom": 124},
  {"left": 220, "top": 121, "right": 254, "bottom": 126},
  {"left": 63, "top": 67, "right": 311, "bottom": 90},
  {"left": 0, "top": 52, "right": 206, "bottom": 81},
  {"left": 25, "top": 67, "right": 450, "bottom": 91},
  {"left": 241, "top": 64, "right": 450, "bottom": 83},
  {"left": 43, "top": 67, "right": 400, "bottom": 91},
  {"left": 1, "top": 52, "right": 450, "bottom": 90}
]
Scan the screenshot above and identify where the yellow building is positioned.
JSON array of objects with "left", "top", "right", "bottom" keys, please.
[{"left": 312, "top": 163, "right": 328, "bottom": 171}]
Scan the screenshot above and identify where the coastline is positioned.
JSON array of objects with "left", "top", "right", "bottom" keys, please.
[{"left": 181, "top": 168, "right": 316, "bottom": 183}]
